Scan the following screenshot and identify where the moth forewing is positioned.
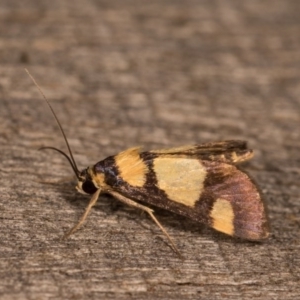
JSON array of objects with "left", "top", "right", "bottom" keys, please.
[{"left": 84, "top": 145, "right": 269, "bottom": 243}]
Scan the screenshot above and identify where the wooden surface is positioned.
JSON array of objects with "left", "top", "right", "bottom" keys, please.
[{"left": 1, "top": 0, "right": 300, "bottom": 299}]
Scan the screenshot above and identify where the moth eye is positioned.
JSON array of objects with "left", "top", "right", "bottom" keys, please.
[{"left": 82, "top": 180, "right": 98, "bottom": 195}]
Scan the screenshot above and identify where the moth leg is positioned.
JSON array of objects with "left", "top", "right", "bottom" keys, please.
[
  {"left": 109, "top": 190, "right": 182, "bottom": 257},
  {"left": 63, "top": 188, "right": 101, "bottom": 239}
]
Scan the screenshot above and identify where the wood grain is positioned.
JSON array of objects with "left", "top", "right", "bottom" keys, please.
[{"left": 0, "top": 0, "right": 300, "bottom": 299}]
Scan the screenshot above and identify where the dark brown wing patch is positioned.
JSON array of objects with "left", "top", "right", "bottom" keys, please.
[{"left": 150, "top": 140, "right": 253, "bottom": 164}]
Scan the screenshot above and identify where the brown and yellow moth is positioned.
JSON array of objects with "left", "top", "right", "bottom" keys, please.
[{"left": 26, "top": 69, "right": 269, "bottom": 255}]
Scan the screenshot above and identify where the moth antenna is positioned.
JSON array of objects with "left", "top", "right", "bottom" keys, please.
[
  {"left": 25, "top": 68, "right": 80, "bottom": 175},
  {"left": 39, "top": 146, "right": 79, "bottom": 179}
]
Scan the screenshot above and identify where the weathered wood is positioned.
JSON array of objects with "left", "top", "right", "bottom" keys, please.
[{"left": 0, "top": 0, "right": 300, "bottom": 299}]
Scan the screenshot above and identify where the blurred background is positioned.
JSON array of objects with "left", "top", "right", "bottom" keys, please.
[{"left": 0, "top": 1, "right": 300, "bottom": 299}]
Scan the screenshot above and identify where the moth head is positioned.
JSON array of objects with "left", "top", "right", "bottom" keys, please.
[{"left": 77, "top": 167, "right": 99, "bottom": 195}]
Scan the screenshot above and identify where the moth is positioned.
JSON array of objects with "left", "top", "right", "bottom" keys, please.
[{"left": 26, "top": 69, "right": 269, "bottom": 255}]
